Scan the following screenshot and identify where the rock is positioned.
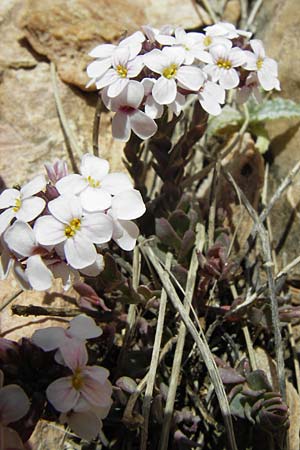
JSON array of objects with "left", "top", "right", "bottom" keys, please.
[
  {"left": 222, "top": 0, "right": 241, "bottom": 24},
  {"left": 19, "top": 0, "right": 205, "bottom": 90}
]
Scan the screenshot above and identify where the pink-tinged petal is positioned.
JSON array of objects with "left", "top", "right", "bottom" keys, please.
[
  {"left": 62, "top": 410, "right": 101, "bottom": 441},
  {"left": 80, "top": 254, "right": 104, "bottom": 277},
  {"left": 219, "top": 68, "right": 239, "bottom": 89},
  {"left": 2, "top": 426, "right": 25, "bottom": 450},
  {"left": 0, "top": 189, "right": 19, "bottom": 209},
  {"left": 60, "top": 339, "right": 88, "bottom": 370},
  {"left": 89, "top": 44, "right": 115, "bottom": 58},
  {"left": 81, "top": 378, "right": 112, "bottom": 408},
  {"left": 20, "top": 175, "right": 46, "bottom": 198},
  {"left": 229, "top": 47, "right": 246, "bottom": 67},
  {"left": 95, "top": 69, "right": 119, "bottom": 90},
  {"left": 113, "top": 220, "right": 139, "bottom": 251},
  {"left": 80, "top": 154, "right": 109, "bottom": 180},
  {"left": 112, "top": 112, "right": 131, "bottom": 142},
  {"left": 26, "top": 254, "right": 53, "bottom": 291},
  {"left": 93, "top": 398, "right": 113, "bottom": 419},
  {"left": 48, "top": 195, "right": 82, "bottom": 224},
  {"left": 152, "top": 77, "right": 177, "bottom": 105},
  {"left": 101, "top": 172, "right": 132, "bottom": 195},
  {"left": 31, "top": 327, "right": 66, "bottom": 351},
  {"left": 120, "top": 80, "right": 144, "bottom": 108},
  {"left": 64, "top": 234, "right": 96, "bottom": 269},
  {"left": 143, "top": 49, "right": 166, "bottom": 74},
  {"left": 87, "top": 59, "right": 111, "bottom": 79},
  {"left": 176, "top": 66, "right": 205, "bottom": 91},
  {"left": 69, "top": 314, "right": 103, "bottom": 340},
  {"left": 56, "top": 174, "right": 87, "bottom": 196},
  {"left": 80, "top": 187, "right": 111, "bottom": 212},
  {"left": 46, "top": 377, "right": 79, "bottom": 412},
  {"left": 0, "top": 385, "right": 30, "bottom": 424},
  {"left": 16, "top": 197, "right": 45, "bottom": 222},
  {"left": 34, "top": 215, "right": 66, "bottom": 246},
  {"left": 4, "top": 220, "right": 36, "bottom": 257},
  {"left": 80, "top": 213, "right": 113, "bottom": 244},
  {"left": 83, "top": 366, "right": 110, "bottom": 384},
  {"left": 112, "top": 189, "right": 146, "bottom": 220},
  {"left": 144, "top": 96, "right": 164, "bottom": 119},
  {"left": 0, "top": 209, "right": 15, "bottom": 235},
  {"left": 242, "top": 51, "right": 258, "bottom": 71},
  {"left": 250, "top": 39, "right": 265, "bottom": 58},
  {"left": 129, "top": 110, "right": 158, "bottom": 140},
  {"left": 107, "top": 77, "right": 129, "bottom": 98}
]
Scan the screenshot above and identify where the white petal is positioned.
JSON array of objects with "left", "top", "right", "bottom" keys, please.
[
  {"left": 199, "top": 93, "right": 221, "bottom": 116},
  {"left": 80, "top": 154, "right": 109, "bottom": 180},
  {"left": 112, "top": 112, "right": 131, "bottom": 142},
  {"left": 107, "top": 77, "right": 129, "bottom": 98},
  {"left": 152, "top": 77, "right": 177, "bottom": 105},
  {"left": 129, "top": 110, "right": 158, "bottom": 140},
  {"left": 95, "top": 69, "right": 119, "bottom": 90},
  {"left": 250, "top": 39, "right": 265, "bottom": 58},
  {"left": 13, "top": 261, "right": 31, "bottom": 290},
  {"left": 80, "top": 254, "right": 104, "bottom": 277},
  {"left": 16, "top": 197, "right": 45, "bottom": 222},
  {"left": 219, "top": 68, "right": 239, "bottom": 89},
  {"left": 257, "top": 70, "right": 278, "bottom": 91},
  {"left": 21, "top": 175, "right": 46, "bottom": 198},
  {"left": 46, "top": 377, "right": 79, "bottom": 412},
  {"left": 26, "top": 254, "right": 53, "bottom": 290},
  {"left": 0, "top": 189, "right": 19, "bottom": 209},
  {"left": 56, "top": 174, "right": 87, "bottom": 196},
  {"left": 143, "top": 49, "right": 165, "bottom": 74},
  {"left": 229, "top": 47, "right": 246, "bottom": 67},
  {"left": 64, "top": 234, "right": 97, "bottom": 269},
  {"left": 0, "top": 209, "right": 16, "bottom": 236},
  {"left": 113, "top": 220, "right": 139, "bottom": 251},
  {"left": 0, "top": 244, "right": 12, "bottom": 280},
  {"left": 191, "top": 48, "right": 213, "bottom": 64},
  {"left": 120, "top": 80, "right": 144, "bottom": 108},
  {"left": 242, "top": 51, "right": 258, "bottom": 71},
  {"left": 63, "top": 410, "right": 101, "bottom": 441},
  {"left": 162, "top": 46, "right": 185, "bottom": 66},
  {"left": 112, "top": 189, "right": 146, "bottom": 220},
  {"left": 156, "top": 34, "right": 177, "bottom": 45},
  {"left": 4, "top": 220, "right": 36, "bottom": 257},
  {"left": 89, "top": 44, "right": 115, "bottom": 58},
  {"left": 87, "top": 59, "right": 111, "bottom": 79},
  {"left": 81, "top": 213, "right": 113, "bottom": 244},
  {"left": 176, "top": 66, "right": 205, "bottom": 91},
  {"left": 101, "top": 172, "right": 133, "bottom": 195},
  {"left": 144, "top": 96, "right": 164, "bottom": 119},
  {"left": 262, "top": 57, "right": 278, "bottom": 77},
  {"left": 48, "top": 195, "right": 82, "bottom": 224},
  {"left": 126, "top": 57, "right": 144, "bottom": 78},
  {"left": 69, "top": 314, "right": 103, "bottom": 340},
  {"left": 31, "top": 327, "right": 66, "bottom": 351},
  {"left": 34, "top": 215, "right": 66, "bottom": 246},
  {"left": 0, "top": 385, "right": 30, "bottom": 424},
  {"left": 80, "top": 187, "right": 111, "bottom": 212}
]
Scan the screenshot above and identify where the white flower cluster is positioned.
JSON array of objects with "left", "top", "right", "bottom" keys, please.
[
  {"left": 0, "top": 154, "right": 145, "bottom": 291},
  {"left": 87, "top": 22, "right": 280, "bottom": 142}
]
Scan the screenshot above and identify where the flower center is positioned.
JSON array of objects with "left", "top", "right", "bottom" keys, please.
[
  {"left": 64, "top": 218, "right": 81, "bottom": 238},
  {"left": 217, "top": 59, "right": 232, "bottom": 70},
  {"left": 86, "top": 175, "right": 100, "bottom": 188},
  {"left": 203, "top": 36, "right": 212, "bottom": 47},
  {"left": 119, "top": 105, "right": 136, "bottom": 114},
  {"left": 72, "top": 368, "right": 84, "bottom": 390},
  {"left": 256, "top": 58, "right": 263, "bottom": 70},
  {"left": 163, "top": 64, "right": 178, "bottom": 79},
  {"left": 116, "top": 65, "right": 128, "bottom": 78},
  {"left": 13, "top": 197, "right": 22, "bottom": 212}
]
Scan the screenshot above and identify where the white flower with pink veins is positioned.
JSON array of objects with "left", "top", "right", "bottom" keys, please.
[
  {"left": 144, "top": 46, "right": 205, "bottom": 105},
  {"left": 243, "top": 39, "right": 280, "bottom": 91},
  {"left": 0, "top": 175, "right": 46, "bottom": 236},
  {"left": 204, "top": 41, "right": 245, "bottom": 89},
  {"left": 34, "top": 194, "right": 113, "bottom": 270},
  {"left": 93, "top": 46, "right": 144, "bottom": 98},
  {"left": 102, "top": 81, "right": 158, "bottom": 142}
]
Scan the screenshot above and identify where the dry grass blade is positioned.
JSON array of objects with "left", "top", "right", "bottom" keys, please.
[
  {"left": 139, "top": 240, "right": 238, "bottom": 450},
  {"left": 246, "top": 0, "right": 263, "bottom": 29},
  {"left": 92, "top": 94, "right": 102, "bottom": 157}
]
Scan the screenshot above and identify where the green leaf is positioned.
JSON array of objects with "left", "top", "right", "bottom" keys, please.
[
  {"left": 207, "top": 105, "right": 243, "bottom": 136},
  {"left": 249, "top": 97, "right": 300, "bottom": 123}
]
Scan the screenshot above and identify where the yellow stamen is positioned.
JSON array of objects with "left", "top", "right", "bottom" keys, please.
[
  {"left": 13, "top": 197, "right": 22, "bottom": 212},
  {"left": 116, "top": 65, "right": 128, "bottom": 78},
  {"left": 203, "top": 36, "right": 212, "bottom": 47},
  {"left": 65, "top": 218, "right": 81, "bottom": 238},
  {"left": 217, "top": 59, "right": 232, "bottom": 70},
  {"left": 72, "top": 368, "right": 84, "bottom": 390},
  {"left": 86, "top": 175, "right": 100, "bottom": 188},
  {"left": 256, "top": 58, "right": 263, "bottom": 70},
  {"left": 162, "top": 64, "right": 178, "bottom": 79}
]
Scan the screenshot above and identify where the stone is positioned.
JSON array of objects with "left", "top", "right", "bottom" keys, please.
[
  {"left": 19, "top": 0, "right": 205, "bottom": 90},
  {"left": 222, "top": 0, "right": 241, "bottom": 24}
]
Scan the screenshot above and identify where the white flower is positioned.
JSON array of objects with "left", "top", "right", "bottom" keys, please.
[
  {"left": 204, "top": 22, "right": 252, "bottom": 40},
  {"left": 198, "top": 79, "right": 225, "bottom": 115},
  {"left": 56, "top": 154, "right": 134, "bottom": 213},
  {"left": 34, "top": 195, "right": 113, "bottom": 270},
  {"left": 0, "top": 175, "right": 46, "bottom": 235},
  {"left": 142, "top": 78, "right": 164, "bottom": 119},
  {"left": 142, "top": 24, "right": 174, "bottom": 45},
  {"left": 204, "top": 41, "right": 245, "bottom": 89},
  {"left": 102, "top": 81, "right": 158, "bottom": 142},
  {"left": 87, "top": 31, "right": 145, "bottom": 88},
  {"left": 236, "top": 72, "right": 262, "bottom": 104},
  {"left": 4, "top": 220, "right": 53, "bottom": 291},
  {"left": 93, "top": 47, "right": 144, "bottom": 97},
  {"left": 144, "top": 47, "right": 205, "bottom": 105},
  {"left": 110, "top": 189, "right": 146, "bottom": 221},
  {"left": 108, "top": 210, "right": 140, "bottom": 251},
  {"left": 164, "top": 27, "right": 213, "bottom": 65},
  {"left": 243, "top": 39, "right": 280, "bottom": 91}
]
